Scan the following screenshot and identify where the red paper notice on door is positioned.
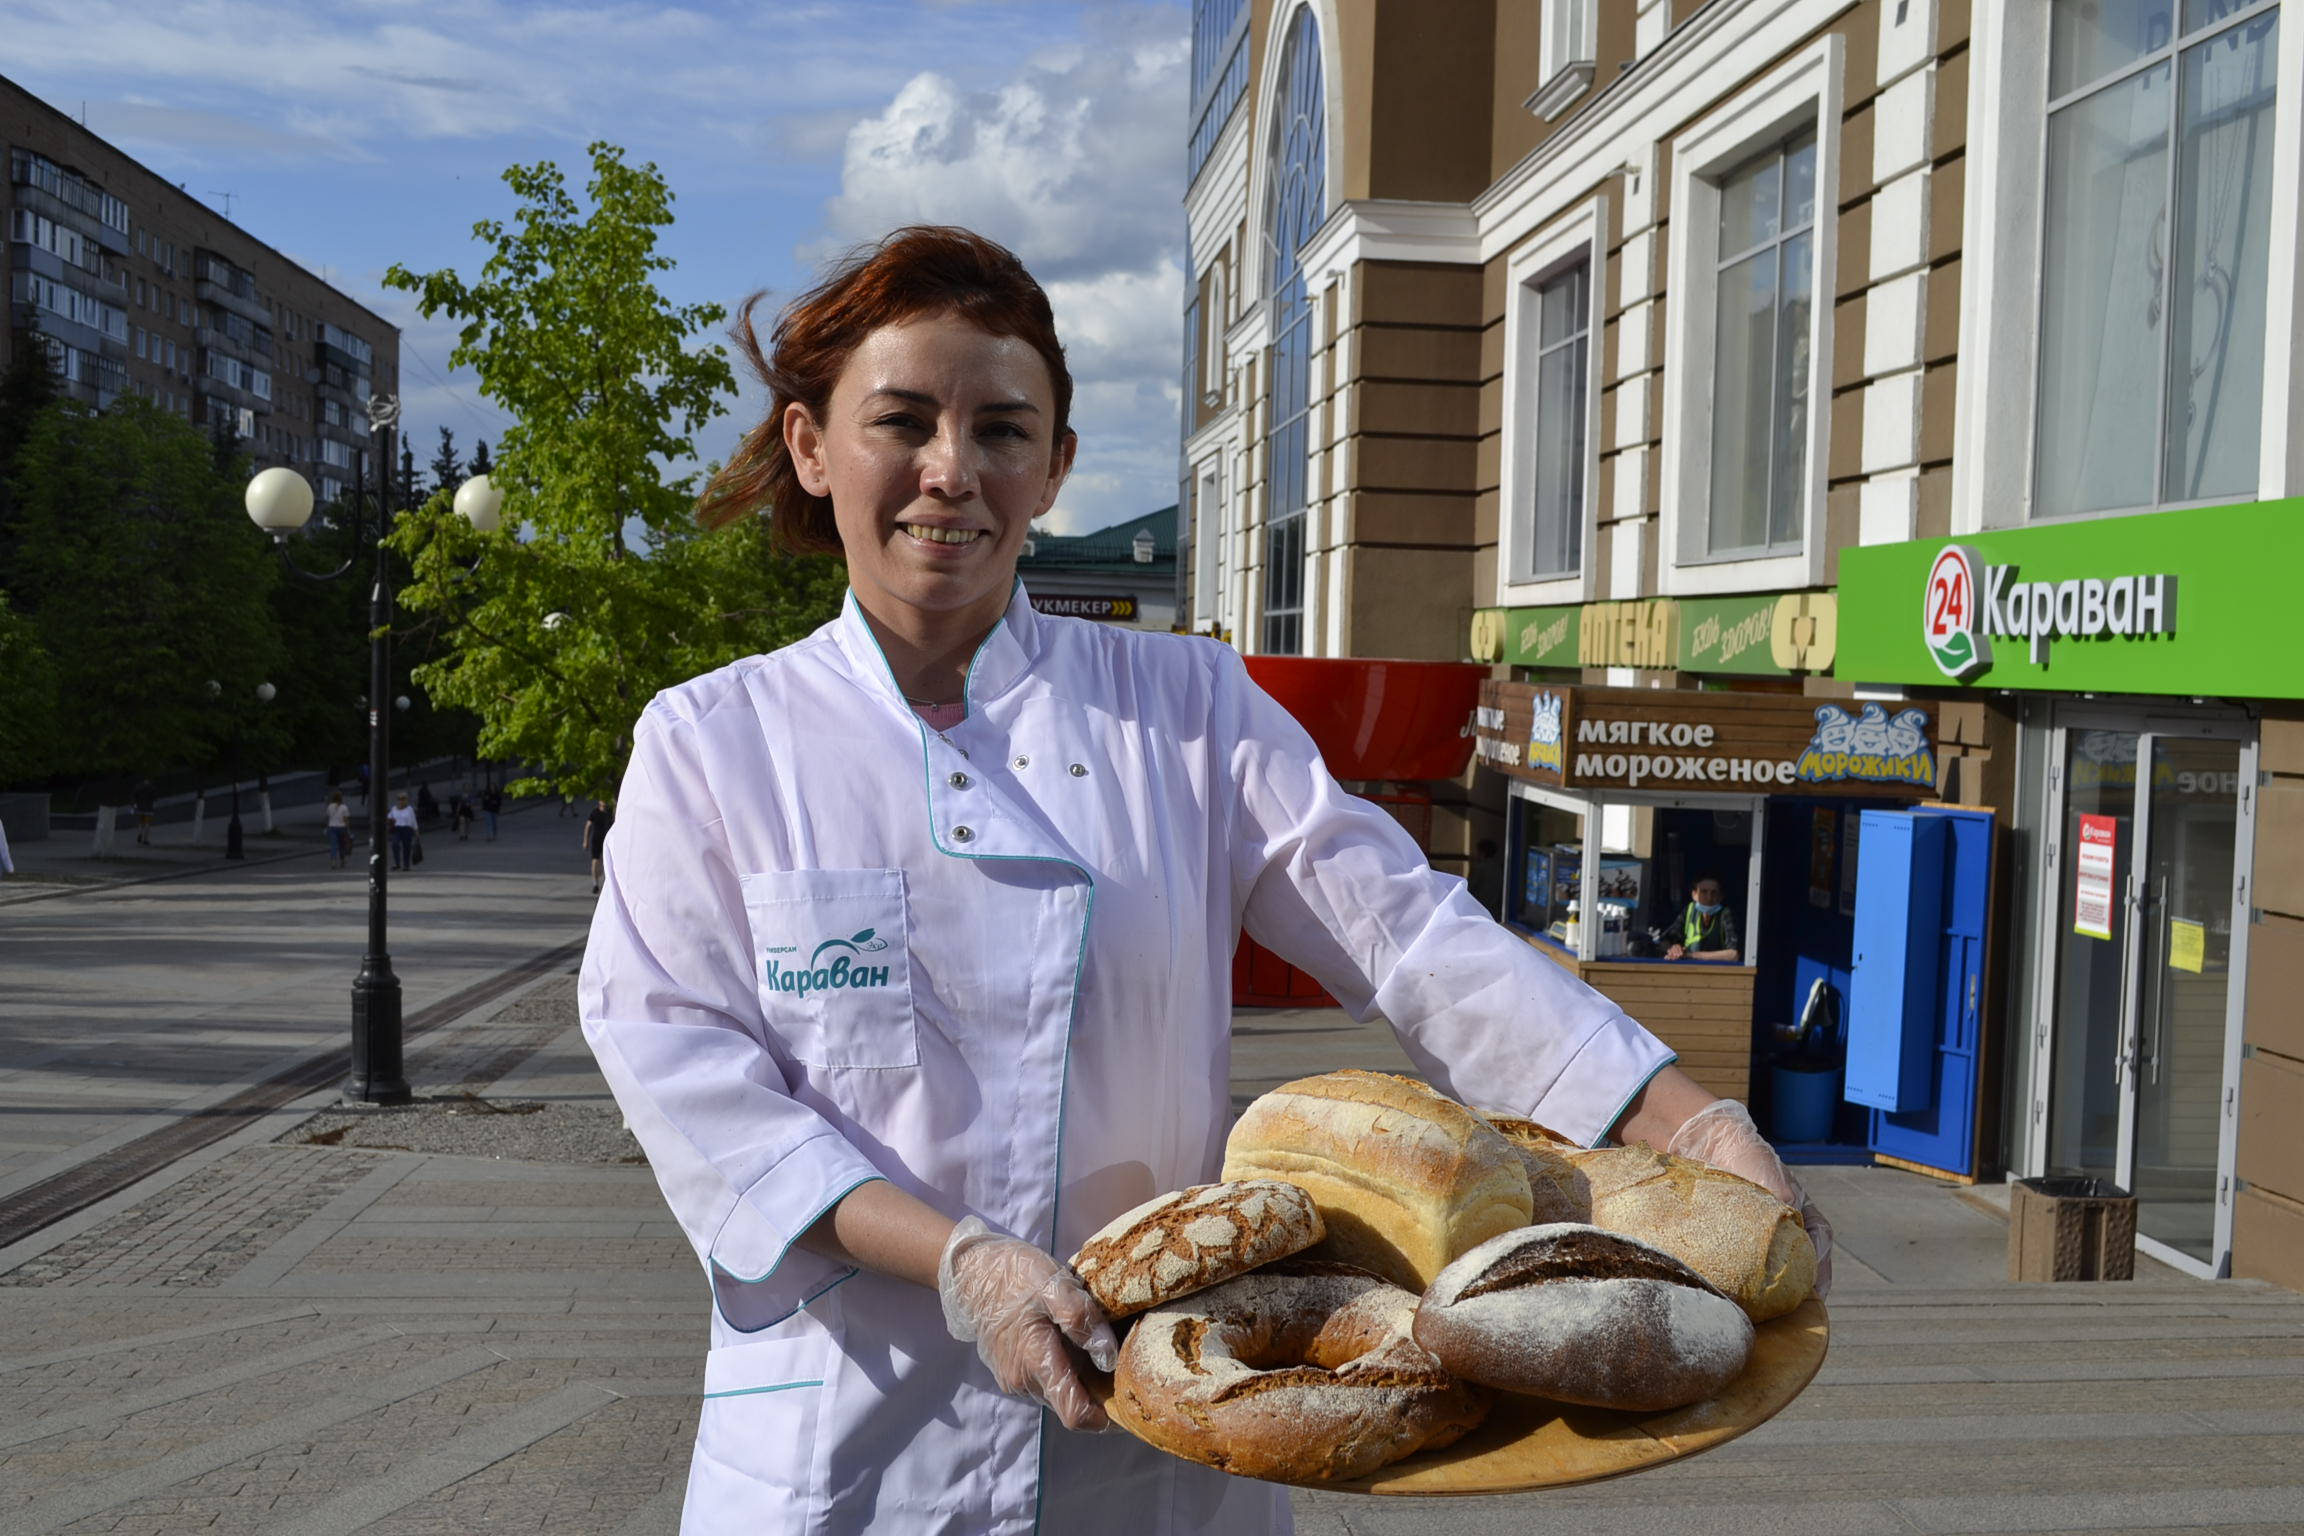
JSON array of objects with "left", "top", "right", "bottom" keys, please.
[{"left": 2074, "top": 814, "right": 2117, "bottom": 941}]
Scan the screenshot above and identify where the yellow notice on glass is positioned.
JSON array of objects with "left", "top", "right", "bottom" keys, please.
[{"left": 2169, "top": 919, "right": 2206, "bottom": 975}]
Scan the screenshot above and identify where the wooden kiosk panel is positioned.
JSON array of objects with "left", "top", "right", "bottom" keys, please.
[{"left": 1525, "top": 939, "right": 1755, "bottom": 1102}]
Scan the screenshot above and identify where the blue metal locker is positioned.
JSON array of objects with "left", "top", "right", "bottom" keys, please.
[
  {"left": 1847, "top": 807, "right": 1994, "bottom": 1177},
  {"left": 1847, "top": 812, "right": 1946, "bottom": 1112}
]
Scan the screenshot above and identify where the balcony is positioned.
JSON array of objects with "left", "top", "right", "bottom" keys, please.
[{"left": 195, "top": 276, "right": 267, "bottom": 328}]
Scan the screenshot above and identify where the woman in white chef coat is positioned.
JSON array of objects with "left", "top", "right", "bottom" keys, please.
[{"left": 581, "top": 226, "right": 1828, "bottom": 1536}]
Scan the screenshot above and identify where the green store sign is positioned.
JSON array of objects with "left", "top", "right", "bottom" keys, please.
[
  {"left": 1469, "top": 592, "right": 1838, "bottom": 675},
  {"left": 1837, "top": 499, "right": 2304, "bottom": 699}
]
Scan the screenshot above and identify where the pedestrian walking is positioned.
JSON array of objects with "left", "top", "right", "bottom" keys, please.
[
  {"left": 133, "top": 778, "right": 157, "bottom": 846},
  {"left": 580, "top": 226, "right": 1834, "bottom": 1534},
  {"left": 356, "top": 761, "right": 370, "bottom": 807},
  {"left": 480, "top": 783, "right": 502, "bottom": 841},
  {"left": 387, "top": 792, "right": 419, "bottom": 871},
  {"left": 453, "top": 794, "right": 476, "bottom": 841},
  {"left": 0, "top": 814, "right": 13, "bottom": 878},
  {"left": 324, "top": 790, "right": 352, "bottom": 869},
  {"left": 582, "top": 797, "right": 613, "bottom": 895},
  {"left": 416, "top": 782, "right": 439, "bottom": 827}
]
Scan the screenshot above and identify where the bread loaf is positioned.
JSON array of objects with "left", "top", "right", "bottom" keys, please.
[
  {"left": 1473, "top": 1110, "right": 1591, "bottom": 1224},
  {"left": 1110, "top": 1259, "right": 1488, "bottom": 1482},
  {"left": 1221, "top": 1070, "right": 1531, "bottom": 1291},
  {"left": 1068, "top": 1180, "right": 1324, "bottom": 1319},
  {"left": 1570, "top": 1143, "right": 1815, "bottom": 1321},
  {"left": 1412, "top": 1223, "right": 1754, "bottom": 1411}
]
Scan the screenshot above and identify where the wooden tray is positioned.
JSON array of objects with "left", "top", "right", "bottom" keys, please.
[{"left": 1099, "top": 1296, "right": 1828, "bottom": 1496}]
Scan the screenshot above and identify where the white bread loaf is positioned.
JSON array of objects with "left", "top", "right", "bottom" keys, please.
[
  {"left": 1412, "top": 1223, "right": 1754, "bottom": 1411},
  {"left": 1569, "top": 1143, "right": 1816, "bottom": 1321},
  {"left": 1222, "top": 1070, "right": 1532, "bottom": 1291},
  {"left": 1472, "top": 1110, "right": 1592, "bottom": 1224},
  {"left": 1068, "top": 1179, "right": 1324, "bottom": 1319}
]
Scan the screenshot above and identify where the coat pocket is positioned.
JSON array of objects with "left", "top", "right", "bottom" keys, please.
[
  {"left": 740, "top": 868, "right": 918, "bottom": 1069},
  {"left": 690, "top": 1329, "right": 830, "bottom": 1522}
]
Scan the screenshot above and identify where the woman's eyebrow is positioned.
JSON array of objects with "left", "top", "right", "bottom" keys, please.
[{"left": 863, "top": 386, "right": 1040, "bottom": 415}]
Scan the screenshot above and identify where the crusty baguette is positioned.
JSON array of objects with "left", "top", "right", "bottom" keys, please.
[
  {"left": 1221, "top": 1070, "right": 1532, "bottom": 1291},
  {"left": 1568, "top": 1143, "right": 1816, "bottom": 1321},
  {"left": 1068, "top": 1179, "right": 1324, "bottom": 1318}
]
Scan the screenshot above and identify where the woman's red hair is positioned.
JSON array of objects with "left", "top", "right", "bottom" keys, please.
[{"left": 695, "top": 225, "right": 1074, "bottom": 554}]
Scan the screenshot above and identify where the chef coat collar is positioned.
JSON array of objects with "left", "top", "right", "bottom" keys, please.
[{"left": 833, "top": 580, "right": 1042, "bottom": 714}]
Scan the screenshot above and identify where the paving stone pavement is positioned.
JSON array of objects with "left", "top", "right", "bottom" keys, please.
[{"left": 0, "top": 986, "right": 2299, "bottom": 1533}]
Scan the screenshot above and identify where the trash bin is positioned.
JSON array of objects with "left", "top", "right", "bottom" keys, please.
[
  {"left": 1768, "top": 1061, "right": 1843, "bottom": 1144},
  {"left": 2007, "top": 1176, "right": 2137, "bottom": 1282}
]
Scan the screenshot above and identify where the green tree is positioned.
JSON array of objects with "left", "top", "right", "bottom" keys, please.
[
  {"left": 0, "top": 589, "right": 59, "bottom": 785},
  {"left": 383, "top": 142, "right": 842, "bottom": 800},
  {"left": 7, "top": 396, "right": 285, "bottom": 782},
  {"left": 428, "top": 426, "right": 461, "bottom": 497},
  {"left": 467, "top": 438, "right": 493, "bottom": 477}
]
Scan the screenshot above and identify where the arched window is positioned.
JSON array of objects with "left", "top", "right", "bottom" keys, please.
[{"left": 1261, "top": 6, "right": 1324, "bottom": 655}]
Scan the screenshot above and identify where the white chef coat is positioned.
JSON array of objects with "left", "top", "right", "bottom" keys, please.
[{"left": 579, "top": 584, "right": 1675, "bottom": 1536}]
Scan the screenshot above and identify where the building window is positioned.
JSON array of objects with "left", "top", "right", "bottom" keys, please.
[
  {"left": 1526, "top": 259, "right": 1592, "bottom": 578},
  {"left": 1261, "top": 4, "right": 1325, "bottom": 656},
  {"left": 1189, "top": 0, "right": 1252, "bottom": 181},
  {"left": 2034, "top": 0, "right": 2279, "bottom": 519},
  {"left": 1708, "top": 130, "right": 1818, "bottom": 558},
  {"left": 1528, "top": 0, "right": 1599, "bottom": 120}
]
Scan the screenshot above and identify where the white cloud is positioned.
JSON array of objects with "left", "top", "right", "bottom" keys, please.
[{"left": 813, "top": 3, "right": 1189, "bottom": 532}]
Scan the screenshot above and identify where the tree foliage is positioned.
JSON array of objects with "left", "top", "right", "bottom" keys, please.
[
  {"left": 5, "top": 396, "right": 285, "bottom": 783},
  {"left": 382, "top": 142, "right": 843, "bottom": 800}
]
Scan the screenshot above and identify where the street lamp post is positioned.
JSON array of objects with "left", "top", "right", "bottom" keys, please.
[
  {"left": 245, "top": 415, "right": 504, "bottom": 1105},
  {"left": 217, "top": 679, "right": 273, "bottom": 861}
]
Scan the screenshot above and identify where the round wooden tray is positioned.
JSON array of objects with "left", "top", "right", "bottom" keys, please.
[{"left": 1099, "top": 1296, "right": 1828, "bottom": 1496}]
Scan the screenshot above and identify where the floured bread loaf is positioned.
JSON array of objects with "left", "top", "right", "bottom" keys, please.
[
  {"left": 1569, "top": 1143, "right": 1815, "bottom": 1321},
  {"left": 1111, "top": 1259, "right": 1487, "bottom": 1482},
  {"left": 1473, "top": 1110, "right": 1591, "bottom": 1224},
  {"left": 1069, "top": 1180, "right": 1324, "bottom": 1319},
  {"left": 1413, "top": 1223, "right": 1754, "bottom": 1411},
  {"left": 1222, "top": 1070, "right": 1531, "bottom": 1291}
]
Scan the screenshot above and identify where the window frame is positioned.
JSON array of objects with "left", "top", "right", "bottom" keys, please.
[
  {"left": 1497, "top": 199, "right": 1608, "bottom": 605},
  {"left": 2026, "top": 0, "right": 2285, "bottom": 523},
  {"left": 1956, "top": 0, "right": 2304, "bottom": 531},
  {"left": 1527, "top": 0, "right": 1600, "bottom": 122},
  {"left": 1659, "top": 34, "right": 1843, "bottom": 596}
]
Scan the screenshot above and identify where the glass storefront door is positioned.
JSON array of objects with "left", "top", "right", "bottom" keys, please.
[{"left": 2038, "top": 714, "right": 2254, "bottom": 1276}]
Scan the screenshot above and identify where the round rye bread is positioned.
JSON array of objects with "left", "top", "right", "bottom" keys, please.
[
  {"left": 1568, "top": 1144, "right": 1817, "bottom": 1322},
  {"left": 1413, "top": 1223, "right": 1755, "bottom": 1412},
  {"left": 1068, "top": 1180, "right": 1324, "bottom": 1319},
  {"left": 1110, "top": 1260, "right": 1489, "bottom": 1482},
  {"left": 1221, "top": 1070, "right": 1532, "bottom": 1292}
]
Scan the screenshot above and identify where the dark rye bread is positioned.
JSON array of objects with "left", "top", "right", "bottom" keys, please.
[
  {"left": 1413, "top": 1224, "right": 1755, "bottom": 1412},
  {"left": 1110, "top": 1259, "right": 1489, "bottom": 1483},
  {"left": 1068, "top": 1180, "right": 1324, "bottom": 1319}
]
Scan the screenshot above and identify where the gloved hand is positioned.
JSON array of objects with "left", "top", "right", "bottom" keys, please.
[
  {"left": 1665, "top": 1099, "right": 1835, "bottom": 1299},
  {"left": 938, "top": 1216, "right": 1119, "bottom": 1431}
]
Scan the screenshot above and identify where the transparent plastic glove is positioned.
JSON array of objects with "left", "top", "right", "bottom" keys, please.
[
  {"left": 1665, "top": 1099, "right": 1835, "bottom": 1299},
  {"left": 937, "top": 1216, "right": 1119, "bottom": 1431}
]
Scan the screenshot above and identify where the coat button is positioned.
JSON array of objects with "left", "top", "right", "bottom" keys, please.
[
  {"left": 948, "top": 772, "right": 971, "bottom": 789},
  {"left": 952, "top": 825, "right": 974, "bottom": 843},
  {"left": 1068, "top": 763, "right": 1088, "bottom": 777},
  {"left": 1012, "top": 755, "right": 1030, "bottom": 769}
]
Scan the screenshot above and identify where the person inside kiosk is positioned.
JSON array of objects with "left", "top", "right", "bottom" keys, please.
[{"left": 1665, "top": 875, "right": 1742, "bottom": 963}]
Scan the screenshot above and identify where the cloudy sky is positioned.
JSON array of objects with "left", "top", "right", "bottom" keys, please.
[{"left": 4, "top": 0, "right": 1190, "bottom": 536}]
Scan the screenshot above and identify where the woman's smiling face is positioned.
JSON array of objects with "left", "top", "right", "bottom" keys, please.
[{"left": 786, "top": 310, "right": 1074, "bottom": 640}]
